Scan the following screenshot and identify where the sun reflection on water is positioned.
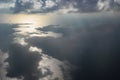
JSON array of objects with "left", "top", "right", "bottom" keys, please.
[
  {"left": 10, "top": 14, "right": 51, "bottom": 27},
  {"left": 7, "top": 14, "right": 63, "bottom": 44},
  {"left": 1, "top": 14, "right": 57, "bottom": 27}
]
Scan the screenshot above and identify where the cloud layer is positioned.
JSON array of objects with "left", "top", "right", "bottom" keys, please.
[
  {"left": 12, "top": 0, "right": 120, "bottom": 13},
  {"left": 0, "top": 0, "right": 120, "bottom": 13}
]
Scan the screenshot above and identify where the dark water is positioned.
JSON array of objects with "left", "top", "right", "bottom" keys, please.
[{"left": 0, "top": 13, "right": 120, "bottom": 80}]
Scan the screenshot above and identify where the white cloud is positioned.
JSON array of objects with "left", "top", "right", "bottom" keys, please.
[
  {"left": 0, "top": 3, "right": 14, "bottom": 9},
  {"left": 57, "top": 4, "right": 78, "bottom": 14},
  {"left": 115, "top": 0, "right": 120, "bottom": 3},
  {"left": 97, "top": 0, "right": 112, "bottom": 11},
  {"left": 33, "top": 1, "right": 42, "bottom": 10},
  {"left": 45, "top": 0, "right": 57, "bottom": 8}
]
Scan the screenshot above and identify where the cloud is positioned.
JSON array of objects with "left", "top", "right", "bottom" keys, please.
[
  {"left": 97, "top": 0, "right": 116, "bottom": 11},
  {"left": 13, "top": 0, "right": 60, "bottom": 13},
  {"left": 0, "top": 0, "right": 15, "bottom": 3},
  {"left": 11, "top": 0, "right": 120, "bottom": 13},
  {"left": 0, "top": 0, "right": 15, "bottom": 13},
  {"left": 0, "top": 3, "right": 14, "bottom": 9},
  {"left": 0, "top": 0, "right": 120, "bottom": 13}
]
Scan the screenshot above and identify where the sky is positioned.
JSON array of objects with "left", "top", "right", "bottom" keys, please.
[{"left": 0, "top": 0, "right": 120, "bottom": 80}]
